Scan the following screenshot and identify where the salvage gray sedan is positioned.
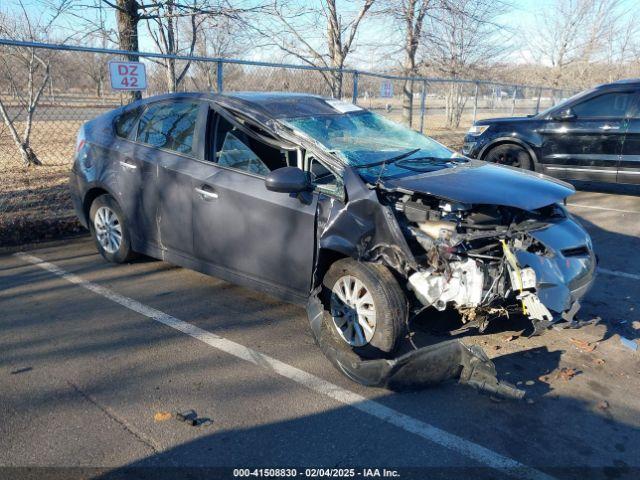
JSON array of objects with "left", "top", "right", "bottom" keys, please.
[{"left": 69, "top": 92, "right": 596, "bottom": 388}]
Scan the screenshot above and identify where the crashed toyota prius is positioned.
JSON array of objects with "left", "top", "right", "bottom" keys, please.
[{"left": 69, "top": 92, "right": 596, "bottom": 394}]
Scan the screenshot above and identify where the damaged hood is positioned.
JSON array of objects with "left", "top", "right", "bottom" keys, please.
[{"left": 382, "top": 160, "right": 574, "bottom": 211}]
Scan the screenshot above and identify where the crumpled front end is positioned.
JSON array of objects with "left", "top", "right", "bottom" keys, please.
[{"left": 306, "top": 166, "right": 594, "bottom": 397}]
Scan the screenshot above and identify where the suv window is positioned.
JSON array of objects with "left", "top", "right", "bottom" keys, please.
[
  {"left": 572, "top": 92, "right": 635, "bottom": 118},
  {"left": 213, "top": 115, "right": 288, "bottom": 176},
  {"left": 137, "top": 102, "right": 200, "bottom": 154},
  {"left": 114, "top": 108, "right": 141, "bottom": 138}
]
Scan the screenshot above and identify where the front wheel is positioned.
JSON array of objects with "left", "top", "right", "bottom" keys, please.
[
  {"left": 484, "top": 144, "right": 532, "bottom": 170},
  {"left": 89, "top": 194, "right": 136, "bottom": 263},
  {"left": 322, "top": 258, "right": 408, "bottom": 358}
]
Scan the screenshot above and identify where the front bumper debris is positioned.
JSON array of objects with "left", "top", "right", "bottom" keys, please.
[{"left": 307, "top": 296, "right": 525, "bottom": 400}]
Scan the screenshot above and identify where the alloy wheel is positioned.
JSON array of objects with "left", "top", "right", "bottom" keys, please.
[
  {"left": 94, "top": 206, "right": 122, "bottom": 254},
  {"left": 330, "top": 275, "right": 377, "bottom": 347}
]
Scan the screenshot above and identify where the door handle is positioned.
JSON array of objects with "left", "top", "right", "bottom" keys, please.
[
  {"left": 119, "top": 160, "right": 137, "bottom": 170},
  {"left": 600, "top": 124, "right": 620, "bottom": 131},
  {"left": 195, "top": 186, "right": 219, "bottom": 200}
]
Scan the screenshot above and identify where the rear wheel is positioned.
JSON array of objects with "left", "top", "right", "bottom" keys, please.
[
  {"left": 484, "top": 144, "right": 532, "bottom": 170},
  {"left": 323, "top": 258, "right": 407, "bottom": 358},
  {"left": 89, "top": 194, "right": 135, "bottom": 263}
]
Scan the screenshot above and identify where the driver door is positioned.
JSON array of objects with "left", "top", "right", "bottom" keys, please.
[{"left": 191, "top": 111, "right": 318, "bottom": 300}]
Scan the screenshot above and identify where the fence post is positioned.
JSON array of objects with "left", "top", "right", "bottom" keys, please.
[
  {"left": 216, "top": 61, "right": 224, "bottom": 93},
  {"left": 511, "top": 86, "right": 517, "bottom": 116},
  {"left": 472, "top": 82, "right": 479, "bottom": 123},
  {"left": 419, "top": 80, "right": 427, "bottom": 133},
  {"left": 535, "top": 87, "right": 542, "bottom": 114},
  {"left": 352, "top": 70, "right": 359, "bottom": 105}
]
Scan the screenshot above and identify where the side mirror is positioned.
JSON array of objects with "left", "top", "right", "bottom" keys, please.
[
  {"left": 265, "top": 166, "right": 311, "bottom": 193},
  {"left": 552, "top": 108, "right": 576, "bottom": 121}
]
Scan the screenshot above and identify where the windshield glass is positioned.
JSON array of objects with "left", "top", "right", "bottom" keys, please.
[
  {"left": 536, "top": 87, "right": 596, "bottom": 118},
  {"left": 283, "top": 110, "right": 464, "bottom": 180}
]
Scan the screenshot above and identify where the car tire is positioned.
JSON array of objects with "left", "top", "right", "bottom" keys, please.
[
  {"left": 484, "top": 144, "right": 532, "bottom": 170},
  {"left": 322, "top": 258, "right": 408, "bottom": 358},
  {"left": 89, "top": 194, "right": 136, "bottom": 264}
]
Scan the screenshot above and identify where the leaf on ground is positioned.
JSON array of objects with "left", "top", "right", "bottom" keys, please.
[
  {"left": 555, "top": 367, "right": 577, "bottom": 381},
  {"left": 569, "top": 337, "right": 596, "bottom": 352},
  {"left": 154, "top": 411, "right": 172, "bottom": 422},
  {"left": 501, "top": 334, "right": 518, "bottom": 342}
]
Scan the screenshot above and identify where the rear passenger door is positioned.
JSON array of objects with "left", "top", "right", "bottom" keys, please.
[{"left": 134, "top": 100, "right": 208, "bottom": 256}]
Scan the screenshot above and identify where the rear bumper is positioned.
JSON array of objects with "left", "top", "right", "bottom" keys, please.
[{"left": 68, "top": 170, "right": 87, "bottom": 229}]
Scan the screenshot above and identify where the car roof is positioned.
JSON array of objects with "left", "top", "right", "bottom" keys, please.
[
  {"left": 130, "top": 91, "right": 348, "bottom": 122},
  {"left": 597, "top": 78, "right": 640, "bottom": 88}
]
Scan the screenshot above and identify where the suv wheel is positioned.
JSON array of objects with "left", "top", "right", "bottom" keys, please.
[
  {"left": 323, "top": 258, "right": 407, "bottom": 358},
  {"left": 89, "top": 194, "right": 135, "bottom": 263},
  {"left": 485, "top": 144, "right": 532, "bottom": 170}
]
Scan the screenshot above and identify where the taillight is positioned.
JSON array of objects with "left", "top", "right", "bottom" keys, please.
[{"left": 75, "top": 127, "right": 87, "bottom": 155}]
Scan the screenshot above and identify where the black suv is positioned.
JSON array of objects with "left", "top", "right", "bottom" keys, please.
[{"left": 462, "top": 79, "right": 640, "bottom": 184}]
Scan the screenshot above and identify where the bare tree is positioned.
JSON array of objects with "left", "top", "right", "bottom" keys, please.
[
  {"left": 0, "top": 2, "right": 70, "bottom": 166},
  {"left": 422, "top": 0, "right": 510, "bottom": 127},
  {"left": 260, "top": 0, "right": 375, "bottom": 97},
  {"left": 526, "top": 0, "right": 627, "bottom": 88},
  {"left": 143, "top": 1, "right": 204, "bottom": 92},
  {"left": 380, "top": 0, "right": 432, "bottom": 126},
  {"left": 100, "top": 0, "right": 254, "bottom": 98}
]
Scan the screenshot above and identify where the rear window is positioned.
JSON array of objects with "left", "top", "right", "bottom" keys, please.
[{"left": 114, "top": 108, "right": 141, "bottom": 138}]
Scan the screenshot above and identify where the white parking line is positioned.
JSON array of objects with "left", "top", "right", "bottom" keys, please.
[
  {"left": 566, "top": 203, "right": 640, "bottom": 214},
  {"left": 598, "top": 267, "right": 640, "bottom": 281},
  {"left": 16, "top": 252, "right": 555, "bottom": 480}
]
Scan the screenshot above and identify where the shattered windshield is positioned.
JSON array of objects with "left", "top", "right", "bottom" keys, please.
[{"left": 283, "top": 110, "right": 465, "bottom": 181}]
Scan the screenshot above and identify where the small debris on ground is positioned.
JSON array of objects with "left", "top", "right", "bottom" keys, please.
[
  {"left": 569, "top": 337, "right": 596, "bottom": 352},
  {"left": 597, "top": 400, "right": 610, "bottom": 411},
  {"left": 594, "top": 358, "right": 606, "bottom": 366},
  {"left": 538, "top": 374, "right": 550, "bottom": 383},
  {"left": 556, "top": 367, "right": 578, "bottom": 381},
  {"left": 491, "top": 345, "right": 501, "bottom": 351},
  {"left": 154, "top": 411, "right": 172, "bottom": 422},
  {"left": 525, "top": 380, "right": 535, "bottom": 386},
  {"left": 501, "top": 334, "right": 518, "bottom": 342}
]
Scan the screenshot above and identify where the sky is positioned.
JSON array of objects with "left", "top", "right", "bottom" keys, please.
[{"left": 3, "top": 0, "right": 638, "bottom": 70}]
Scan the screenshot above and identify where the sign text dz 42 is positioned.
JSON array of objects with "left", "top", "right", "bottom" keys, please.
[{"left": 109, "top": 61, "right": 147, "bottom": 91}]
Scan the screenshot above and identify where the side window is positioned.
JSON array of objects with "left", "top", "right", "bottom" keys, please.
[
  {"left": 213, "top": 115, "right": 288, "bottom": 176},
  {"left": 218, "top": 132, "right": 271, "bottom": 176},
  {"left": 309, "top": 156, "right": 341, "bottom": 196},
  {"left": 137, "top": 102, "right": 200, "bottom": 154},
  {"left": 114, "top": 108, "right": 141, "bottom": 138},
  {"left": 572, "top": 92, "right": 635, "bottom": 118}
]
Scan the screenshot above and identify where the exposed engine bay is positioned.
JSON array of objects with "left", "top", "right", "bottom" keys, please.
[{"left": 390, "top": 193, "right": 567, "bottom": 333}]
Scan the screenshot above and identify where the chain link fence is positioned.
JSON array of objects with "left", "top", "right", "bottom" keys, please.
[{"left": 0, "top": 39, "right": 575, "bottom": 246}]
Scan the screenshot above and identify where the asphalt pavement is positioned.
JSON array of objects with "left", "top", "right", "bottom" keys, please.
[{"left": 1, "top": 181, "right": 640, "bottom": 480}]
